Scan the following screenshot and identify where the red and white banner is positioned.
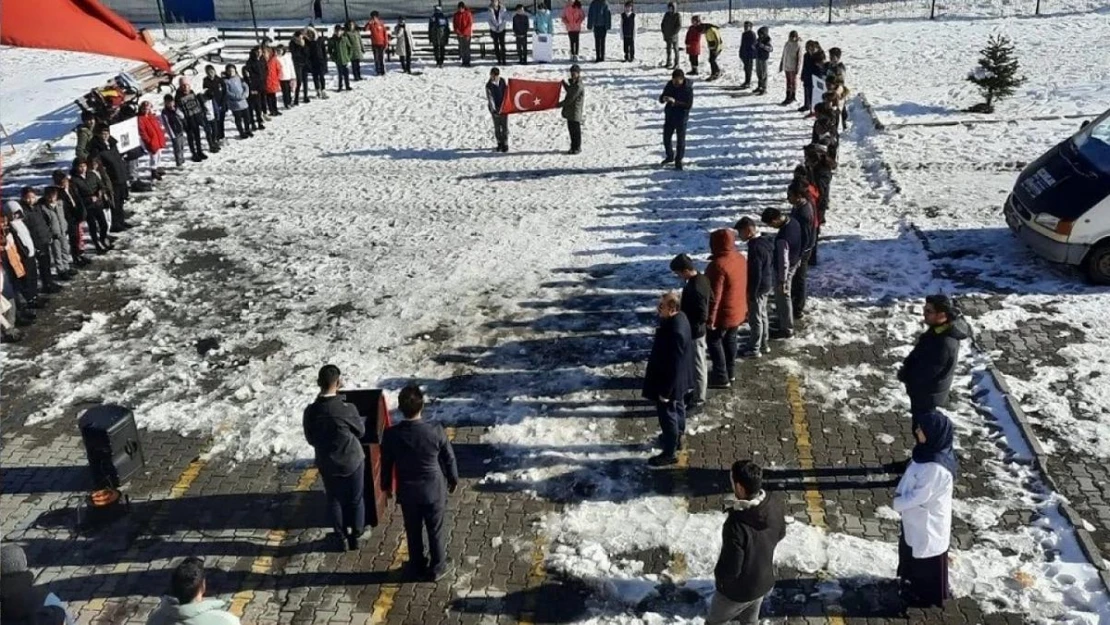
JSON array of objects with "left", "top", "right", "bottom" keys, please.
[{"left": 500, "top": 78, "right": 563, "bottom": 115}]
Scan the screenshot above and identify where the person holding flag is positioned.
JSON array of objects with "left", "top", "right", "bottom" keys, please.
[
  {"left": 486, "top": 68, "right": 509, "bottom": 152},
  {"left": 559, "top": 64, "right": 584, "bottom": 154}
]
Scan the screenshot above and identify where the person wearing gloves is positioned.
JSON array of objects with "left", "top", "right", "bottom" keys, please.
[
  {"left": 707, "top": 460, "right": 786, "bottom": 625},
  {"left": 892, "top": 410, "right": 956, "bottom": 608},
  {"left": 561, "top": 0, "right": 585, "bottom": 60},
  {"left": 586, "top": 0, "right": 611, "bottom": 62},
  {"left": 779, "top": 30, "right": 801, "bottom": 105},
  {"left": 660, "top": 3, "right": 681, "bottom": 69},
  {"left": 453, "top": 3, "right": 475, "bottom": 67},
  {"left": 146, "top": 557, "right": 240, "bottom": 625},
  {"left": 487, "top": 0, "right": 510, "bottom": 65}
]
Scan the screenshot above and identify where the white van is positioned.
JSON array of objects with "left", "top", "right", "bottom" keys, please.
[{"left": 1003, "top": 108, "right": 1110, "bottom": 284}]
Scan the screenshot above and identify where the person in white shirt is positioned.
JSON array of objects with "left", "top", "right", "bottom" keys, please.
[
  {"left": 275, "top": 45, "right": 298, "bottom": 109},
  {"left": 892, "top": 409, "right": 956, "bottom": 608}
]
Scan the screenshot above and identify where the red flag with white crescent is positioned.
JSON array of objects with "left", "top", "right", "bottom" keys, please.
[{"left": 500, "top": 78, "right": 563, "bottom": 115}]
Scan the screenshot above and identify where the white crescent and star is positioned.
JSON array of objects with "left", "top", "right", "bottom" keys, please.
[{"left": 513, "top": 89, "right": 534, "bottom": 110}]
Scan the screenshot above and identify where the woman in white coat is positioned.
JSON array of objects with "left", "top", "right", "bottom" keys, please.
[{"left": 892, "top": 409, "right": 956, "bottom": 608}]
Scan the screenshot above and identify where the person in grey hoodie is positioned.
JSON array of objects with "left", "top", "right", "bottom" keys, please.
[
  {"left": 146, "top": 557, "right": 239, "bottom": 625},
  {"left": 222, "top": 65, "right": 253, "bottom": 139}
]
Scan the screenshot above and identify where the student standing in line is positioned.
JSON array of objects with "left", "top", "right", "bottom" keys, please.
[
  {"left": 488, "top": 0, "right": 510, "bottom": 65},
  {"left": 753, "top": 26, "right": 772, "bottom": 95},
  {"left": 670, "top": 253, "right": 711, "bottom": 409},
  {"left": 381, "top": 385, "right": 460, "bottom": 582},
  {"left": 684, "top": 17, "right": 701, "bottom": 75},
  {"left": 892, "top": 410, "right": 956, "bottom": 608},
  {"left": 345, "top": 20, "right": 365, "bottom": 80},
  {"left": 705, "top": 228, "right": 747, "bottom": 388},
  {"left": 660, "top": 3, "right": 681, "bottom": 69},
  {"left": 738, "top": 21, "right": 756, "bottom": 89},
  {"left": 779, "top": 30, "right": 801, "bottom": 105},
  {"left": 512, "top": 4, "right": 531, "bottom": 64},
  {"left": 561, "top": 0, "right": 585, "bottom": 60},
  {"left": 620, "top": 2, "right": 635, "bottom": 62},
  {"left": 366, "top": 13, "right": 390, "bottom": 76},
  {"left": 454, "top": 2, "right": 475, "bottom": 67},
  {"left": 586, "top": 0, "right": 611, "bottom": 62},
  {"left": 642, "top": 291, "right": 695, "bottom": 467},
  {"left": 735, "top": 216, "right": 773, "bottom": 358}
]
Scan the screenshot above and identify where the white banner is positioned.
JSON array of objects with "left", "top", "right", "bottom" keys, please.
[
  {"left": 811, "top": 75, "right": 826, "bottom": 114},
  {"left": 110, "top": 115, "right": 142, "bottom": 156},
  {"left": 534, "top": 33, "right": 553, "bottom": 63}
]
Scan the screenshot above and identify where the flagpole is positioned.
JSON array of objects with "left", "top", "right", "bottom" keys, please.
[
  {"left": 154, "top": 0, "right": 168, "bottom": 38},
  {"left": 248, "top": 0, "right": 261, "bottom": 42}
]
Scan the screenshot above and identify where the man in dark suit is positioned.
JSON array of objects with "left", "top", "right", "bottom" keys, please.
[
  {"left": 381, "top": 385, "right": 460, "bottom": 581},
  {"left": 642, "top": 291, "right": 695, "bottom": 467},
  {"left": 303, "top": 365, "right": 368, "bottom": 552}
]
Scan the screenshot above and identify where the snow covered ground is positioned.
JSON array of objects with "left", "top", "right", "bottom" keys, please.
[{"left": 3, "top": 3, "right": 1110, "bottom": 623}]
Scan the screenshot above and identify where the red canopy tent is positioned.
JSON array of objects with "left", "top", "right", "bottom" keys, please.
[{"left": 1, "top": 0, "right": 171, "bottom": 72}]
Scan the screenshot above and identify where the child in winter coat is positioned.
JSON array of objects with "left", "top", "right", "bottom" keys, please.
[
  {"left": 136, "top": 100, "right": 167, "bottom": 181},
  {"left": 685, "top": 18, "right": 702, "bottom": 75},
  {"left": 512, "top": 5, "right": 530, "bottom": 64},
  {"left": 393, "top": 17, "right": 416, "bottom": 74},
  {"left": 223, "top": 65, "right": 254, "bottom": 139},
  {"left": 276, "top": 45, "right": 297, "bottom": 108},
  {"left": 779, "top": 30, "right": 801, "bottom": 105},
  {"left": 328, "top": 26, "right": 353, "bottom": 91},
  {"left": 754, "top": 26, "right": 772, "bottom": 95},
  {"left": 620, "top": 2, "right": 635, "bottom": 62},
  {"left": 37, "top": 187, "right": 73, "bottom": 281},
  {"left": 160, "top": 94, "right": 187, "bottom": 165},
  {"left": 561, "top": 0, "right": 585, "bottom": 60},
  {"left": 697, "top": 17, "right": 722, "bottom": 80},
  {"left": 265, "top": 47, "right": 284, "bottom": 114}
]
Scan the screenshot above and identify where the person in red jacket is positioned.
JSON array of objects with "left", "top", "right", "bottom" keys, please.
[
  {"left": 685, "top": 18, "right": 702, "bottom": 75},
  {"left": 366, "top": 12, "right": 390, "bottom": 76},
  {"left": 136, "top": 100, "right": 167, "bottom": 182},
  {"left": 705, "top": 228, "right": 748, "bottom": 388},
  {"left": 453, "top": 3, "right": 475, "bottom": 67},
  {"left": 264, "top": 47, "right": 283, "bottom": 117}
]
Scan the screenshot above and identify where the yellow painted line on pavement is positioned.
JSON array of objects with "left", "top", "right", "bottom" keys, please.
[
  {"left": 786, "top": 374, "right": 846, "bottom": 625},
  {"left": 517, "top": 536, "right": 549, "bottom": 625},
  {"left": 368, "top": 427, "right": 458, "bottom": 624},
  {"left": 229, "top": 467, "right": 319, "bottom": 618}
]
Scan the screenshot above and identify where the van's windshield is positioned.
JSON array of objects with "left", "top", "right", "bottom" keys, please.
[{"left": 1073, "top": 114, "right": 1110, "bottom": 176}]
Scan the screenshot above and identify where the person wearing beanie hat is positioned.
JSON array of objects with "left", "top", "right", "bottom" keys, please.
[
  {"left": 898, "top": 295, "right": 969, "bottom": 415},
  {"left": 302, "top": 364, "right": 368, "bottom": 552},
  {"left": 1, "top": 543, "right": 44, "bottom": 623},
  {"left": 670, "top": 253, "right": 711, "bottom": 406}
]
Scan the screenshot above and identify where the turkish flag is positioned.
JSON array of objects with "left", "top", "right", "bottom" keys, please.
[
  {"left": 1, "top": 0, "right": 171, "bottom": 72},
  {"left": 500, "top": 78, "right": 563, "bottom": 115}
]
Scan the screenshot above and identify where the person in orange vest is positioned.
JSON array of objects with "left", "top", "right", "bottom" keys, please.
[{"left": 365, "top": 12, "right": 390, "bottom": 76}]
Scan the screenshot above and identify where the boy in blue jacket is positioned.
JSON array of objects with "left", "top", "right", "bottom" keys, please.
[
  {"left": 735, "top": 217, "right": 774, "bottom": 357},
  {"left": 761, "top": 206, "right": 802, "bottom": 339},
  {"left": 620, "top": 2, "right": 635, "bottom": 62}
]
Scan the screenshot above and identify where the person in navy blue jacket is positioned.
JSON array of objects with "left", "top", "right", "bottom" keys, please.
[
  {"left": 620, "top": 2, "right": 635, "bottom": 62},
  {"left": 753, "top": 26, "right": 773, "bottom": 95},
  {"left": 659, "top": 69, "right": 693, "bottom": 170},
  {"left": 738, "top": 21, "right": 756, "bottom": 89},
  {"left": 735, "top": 216, "right": 774, "bottom": 357},
  {"left": 761, "top": 206, "right": 802, "bottom": 339},
  {"left": 786, "top": 182, "right": 816, "bottom": 319},
  {"left": 381, "top": 384, "right": 460, "bottom": 581},
  {"left": 642, "top": 291, "right": 695, "bottom": 467}
]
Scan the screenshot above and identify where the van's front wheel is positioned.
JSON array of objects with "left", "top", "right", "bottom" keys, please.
[{"left": 1085, "top": 241, "right": 1110, "bottom": 285}]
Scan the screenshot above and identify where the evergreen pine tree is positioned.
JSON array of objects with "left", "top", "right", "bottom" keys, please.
[{"left": 966, "top": 34, "right": 1026, "bottom": 112}]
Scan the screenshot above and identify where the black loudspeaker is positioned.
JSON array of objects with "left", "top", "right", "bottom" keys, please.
[
  {"left": 338, "top": 389, "right": 393, "bottom": 527},
  {"left": 78, "top": 404, "right": 145, "bottom": 489}
]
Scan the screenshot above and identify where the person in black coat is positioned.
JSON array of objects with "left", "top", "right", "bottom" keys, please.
[
  {"left": 243, "top": 47, "right": 270, "bottom": 128},
  {"left": 511, "top": 5, "right": 530, "bottom": 64},
  {"left": 736, "top": 216, "right": 773, "bottom": 357},
  {"left": 52, "top": 169, "right": 90, "bottom": 267},
  {"left": 308, "top": 30, "right": 331, "bottom": 98},
  {"left": 761, "top": 206, "right": 802, "bottom": 339},
  {"left": 899, "top": 295, "right": 968, "bottom": 415},
  {"left": 708, "top": 460, "right": 786, "bottom": 625},
  {"left": 85, "top": 126, "right": 133, "bottom": 232},
  {"left": 290, "top": 31, "right": 313, "bottom": 104},
  {"left": 381, "top": 385, "right": 459, "bottom": 581},
  {"left": 620, "top": 2, "right": 635, "bottom": 62},
  {"left": 17, "top": 188, "right": 60, "bottom": 294},
  {"left": 738, "top": 21, "right": 756, "bottom": 89},
  {"left": 670, "top": 254, "right": 711, "bottom": 408},
  {"left": 659, "top": 69, "right": 693, "bottom": 170},
  {"left": 798, "top": 40, "right": 817, "bottom": 112},
  {"left": 642, "top": 291, "right": 695, "bottom": 467},
  {"left": 69, "top": 158, "right": 112, "bottom": 253},
  {"left": 429, "top": 6, "right": 452, "bottom": 68},
  {"left": 786, "top": 182, "right": 816, "bottom": 320},
  {"left": 202, "top": 65, "right": 228, "bottom": 143},
  {"left": 303, "top": 365, "right": 369, "bottom": 552}
]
